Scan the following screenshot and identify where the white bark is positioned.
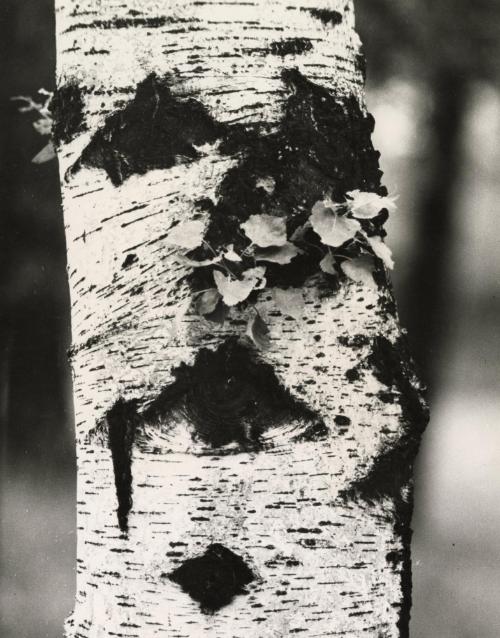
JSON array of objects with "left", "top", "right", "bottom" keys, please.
[{"left": 55, "top": 1, "right": 427, "bottom": 636}]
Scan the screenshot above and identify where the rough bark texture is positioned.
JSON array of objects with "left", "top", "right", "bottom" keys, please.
[{"left": 55, "top": 1, "right": 428, "bottom": 636}]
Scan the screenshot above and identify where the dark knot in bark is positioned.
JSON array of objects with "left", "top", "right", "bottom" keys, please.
[{"left": 142, "top": 338, "right": 324, "bottom": 450}]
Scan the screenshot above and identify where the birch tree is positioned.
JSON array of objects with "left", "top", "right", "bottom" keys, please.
[{"left": 53, "top": 1, "right": 428, "bottom": 636}]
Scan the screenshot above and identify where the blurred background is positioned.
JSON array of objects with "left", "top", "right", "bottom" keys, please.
[{"left": 1, "top": 1, "right": 500, "bottom": 636}]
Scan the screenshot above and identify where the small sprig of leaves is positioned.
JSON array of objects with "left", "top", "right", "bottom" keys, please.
[
  {"left": 11, "top": 89, "right": 55, "bottom": 164},
  {"left": 166, "top": 189, "right": 396, "bottom": 349},
  {"left": 312, "top": 190, "right": 397, "bottom": 286}
]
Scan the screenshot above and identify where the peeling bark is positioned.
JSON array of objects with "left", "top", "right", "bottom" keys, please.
[{"left": 55, "top": 1, "right": 428, "bottom": 636}]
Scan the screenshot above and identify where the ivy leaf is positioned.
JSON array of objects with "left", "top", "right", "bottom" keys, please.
[
  {"left": 311, "top": 200, "right": 360, "bottom": 247},
  {"left": 241, "top": 214, "right": 287, "bottom": 247},
  {"left": 194, "top": 289, "right": 222, "bottom": 315},
  {"left": 254, "top": 242, "right": 301, "bottom": 264},
  {"left": 214, "top": 271, "right": 255, "bottom": 306},
  {"left": 246, "top": 266, "right": 267, "bottom": 290},
  {"left": 341, "top": 255, "right": 378, "bottom": 290},
  {"left": 11, "top": 93, "right": 52, "bottom": 118},
  {"left": 273, "top": 288, "right": 305, "bottom": 320},
  {"left": 224, "top": 244, "right": 242, "bottom": 262},
  {"left": 32, "top": 141, "right": 56, "bottom": 164},
  {"left": 367, "top": 235, "right": 395, "bottom": 270},
  {"left": 346, "top": 190, "right": 397, "bottom": 219},
  {"left": 319, "top": 252, "right": 336, "bottom": 275},
  {"left": 246, "top": 311, "right": 271, "bottom": 350},
  {"left": 213, "top": 266, "right": 266, "bottom": 306},
  {"left": 33, "top": 117, "right": 53, "bottom": 136},
  {"left": 166, "top": 220, "right": 205, "bottom": 250}
]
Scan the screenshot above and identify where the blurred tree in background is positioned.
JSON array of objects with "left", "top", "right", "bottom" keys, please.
[
  {"left": 357, "top": 0, "right": 500, "bottom": 390},
  {"left": 1, "top": 0, "right": 73, "bottom": 473}
]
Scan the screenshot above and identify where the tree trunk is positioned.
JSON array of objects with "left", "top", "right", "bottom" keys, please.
[
  {"left": 405, "top": 68, "right": 469, "bottom": 391},
  {"left": 55, "top": 1, "right": 428, "bottom": 636}
]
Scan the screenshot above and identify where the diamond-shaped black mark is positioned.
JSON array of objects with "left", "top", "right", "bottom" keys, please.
[{"left": 166, "top": 544, "right": 256, "bottom": 613}]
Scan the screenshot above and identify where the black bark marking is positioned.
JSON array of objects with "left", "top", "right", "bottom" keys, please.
[
  {"left": 121, "top": 253, "right": 138, "bottom": 269},
  {"left": 302, "top": 8, "right": 343, "bottom": 26},
  {"left": 142, "top": 338, "right": 324, "bottom": 450},
  {"left": 341, "top": 335, "right": 428, "bottom": 501},
  {"left": 84, "top": 47, "right": 110, "bottom": 56},
  {"left": 345, "top": 366, "right": 361, "bottom": 383},
  {"left": 368, "top": 336, "right": 428, "bottom": 431},
  {"left": 292, "top": 421, "right": 329, "bottom": 442},
  {"left": 70, "top": 74, "right": 224, "bottom": 185},
  {"left": 346, "top": 439, "right": 417, "bottom": 508},
  {"left": 106, "top": 398, "right": 141, "bottom": 533},
  {"left": 339, "top": 335, "right": 428, "bottom": 638},
  {"left": 51, "top": 81, "right": 87, "bottom": 145},
  {"left": 65, "top": 16, "right": 197, "bottom": 33},
  {"left": 269, "top": 38, "right": 313, "bottom": 56},
  {"left": 191, "top": 67, "right": 384, "bottom": 291},
  {"left": 264, "top": 553, "right": 301, "bottom": 568},
  {"left": 386, "top": 549, "right": 403, "bottom": 570},
  {"left": 166, "top": 544, "right": 255, "bottom": 613},
  {"left": 338, "top": 334, "right": 370, "bottom": 349}
]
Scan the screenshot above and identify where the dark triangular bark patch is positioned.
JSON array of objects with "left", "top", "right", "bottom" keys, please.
[
  {"left": 70, "top": 73, "right": 225, "bottom": 185},
  {"left": 142, "top": 338, "right": 323, "bottom": 450}
]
